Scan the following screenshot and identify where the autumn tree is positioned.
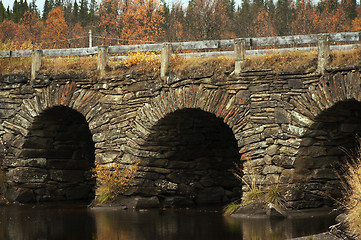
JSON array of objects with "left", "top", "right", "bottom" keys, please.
[
  {"left": 0, "top": 19, "right": 18, "bottom": 42},
  {"left": 41, "top": 6, "right": 68, "bottom": 48},
  {"left": 291, "top": 0, "right": 316, "bottom": 34},
  {"left": 164, "top": 2, "right": 185, "bottom": 41},
  {"left": 251, "top": 9, "right": 277, "bottom": 37},
  {"left": 99, "top": 0, "right": 165, "bottom": 44},
  {"left": 16, "top": 10, "right": 43, "bottom": 43}
]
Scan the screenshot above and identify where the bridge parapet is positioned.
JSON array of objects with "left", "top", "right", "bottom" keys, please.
[{"left": 1, "top": 32, "right": 360, "bottom": 81}]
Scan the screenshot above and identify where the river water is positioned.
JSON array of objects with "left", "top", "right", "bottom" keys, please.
[{"left": 0, "top": 202, "right": 336, "bottom": 240}]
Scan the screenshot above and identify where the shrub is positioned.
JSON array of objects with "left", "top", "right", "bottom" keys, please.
[
  {"left": 341, "top": 141, "right": 361, "bottom": 238},
  {"left": 92, "top": 161, "right": 140, "bottom": 204}
]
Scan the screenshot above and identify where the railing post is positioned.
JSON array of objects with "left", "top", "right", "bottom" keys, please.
[
  {"left": 89, "top": 30, "right": 92, "bottom": 48},
  {"left": 31, "top": 49, "right": 42, "bottom": 83},
  {"left": 234, "top": 38, "right": 246, "bottom": 75},
  {"left": 161, "top": 43, "right": 171, "bottom": 82},
  {"left": 97, "top": 46, "right": 108, "bottom": 77},
  {"left": 317, "top": 35, "right": 330, "bottom": 74}
]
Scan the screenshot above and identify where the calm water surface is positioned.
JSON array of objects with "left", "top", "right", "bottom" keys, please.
[{"left": 0, "top": 202, "right": 336, "bottom": 240}]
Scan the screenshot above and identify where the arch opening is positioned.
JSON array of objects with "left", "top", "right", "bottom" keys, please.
[
  {"left": 133, "top": 108, "right": 242, "bottom": 207},
  {"left": 9, "top": 106, "right": 95, "bottom": 202},
  {"left": 293, "top": 99, "right": 361, "bottom": 208}
]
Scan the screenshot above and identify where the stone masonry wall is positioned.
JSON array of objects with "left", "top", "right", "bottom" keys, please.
[{"left": 1, "top": 68, "right": 361, "bottom": 208}]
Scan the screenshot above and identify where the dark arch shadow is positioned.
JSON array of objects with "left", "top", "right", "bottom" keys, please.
[
  {"left": 128, "top": 108, "right": 242, "bottom": 207},
  {"left": 291, "top": 99, "right": 361, "bottom": 209},
  {"left": 7, "top": 106, "right": 95, "bottom": 203}
]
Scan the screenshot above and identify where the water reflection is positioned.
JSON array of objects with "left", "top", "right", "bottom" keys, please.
[{"left": 0, "top": 203, "right": 336, "bottom": 240}]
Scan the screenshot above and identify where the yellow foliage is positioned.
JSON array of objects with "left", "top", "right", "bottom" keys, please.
[
  {"left": 92, "top": 160, "right": 140, "bottom": 204},
  {"left": 116, "top": 50, "right": 160, "bottom": 73}
]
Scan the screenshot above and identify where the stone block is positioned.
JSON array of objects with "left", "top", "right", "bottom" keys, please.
[
  {"left": 266, "top": 145, "right": 279, "bottom": 156},
  {"left": 155, "top": 179, "right": 178, "bottom": 191},
  {"left": 275, "top": 108, "right": 290, "bottom": 124},
  {"left": 7, "top": 187, "right": 35, "bottom": 202},
  {"left": 8, "top": 167, "right": 48, "bottom": 183},
  {"left": 279, "top": 146, "right": 298, "bottom": 156},
  {"left": 262, "top": 165, "right": 283, "bottom": 175},
  {"left": 272, "top": 155, "right": 295, "bottom": 168},
  {"left": 265, "top": 174, "right": 279, "bottom": 184},
  {"left": 279, "top": 169, "right": 294, "bottom": 184}
]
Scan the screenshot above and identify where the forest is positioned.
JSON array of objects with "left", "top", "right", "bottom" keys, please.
[{"left": 0, "top": 0, "right": 361, "bottom": 49}]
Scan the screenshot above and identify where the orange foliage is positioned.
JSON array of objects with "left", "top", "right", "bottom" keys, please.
[
  {"left": 252, "top": 10, "right": 277, "bottom": 37},
  {"left": 92, "top": 161, "right": 140, "bottom": 203},
  {"left": 0, "top": 19, "right": 18, "bottom": 42},
  {"left": 292, "top": 0, "right": 317, "bottom": 34},
  {"left": 17, "top": 11, "right": 43, "bottom": 43},
  {"left": 99, "top": 0, "right": 165, "bottom": 44},
  {"left": 41, "top": 7, "right": 68, "bottom": 48},
  {"left": 351, "top": 17, "right": 361, "bottom": 31}
]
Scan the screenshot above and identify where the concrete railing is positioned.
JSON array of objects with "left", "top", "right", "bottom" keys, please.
[{"left": 0, "top": 32, "right": 360, "bottom": 81}]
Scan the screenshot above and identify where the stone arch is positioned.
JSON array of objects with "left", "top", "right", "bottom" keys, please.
[
  {"left": 127, "top": 86, "right": 249, "bottom": 151},
  {"left": 282, "top": 71, "right": 361, "bottom": 208},
  {"left": 3, "top": 82, "right": 103, "bottom": 158},
  {"left": 122, "top": 86, "right": 249, "bottom": 207},
  {"left": 3, "top": 82, "right": 104, "bottom": 202}
]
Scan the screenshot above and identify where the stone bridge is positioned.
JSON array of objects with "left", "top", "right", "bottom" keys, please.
[{"left": 1, "top": 67, "right": 361, "bottom": 209}]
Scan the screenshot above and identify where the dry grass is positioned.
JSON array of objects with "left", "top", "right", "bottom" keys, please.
[
  {"left": 330, "top": 48, "right": 361, "bottom": 67},
  {"left": 341, "top": 141, "right": 361, "bottom": 239},
  {"left": 224, "top": 156, "right": 285, "bottom": 216},
  {"left": 2, "top": 44, "right": 361, "bottom": 77},
  {"left": 41, "top": 56, "right": 97, "bottom": 75},
  {"left": 244, "top": 50, "right": 318, "bottom": 73},
  {"left": 170, "top": 56, "right": 234, "bottom": 78}
]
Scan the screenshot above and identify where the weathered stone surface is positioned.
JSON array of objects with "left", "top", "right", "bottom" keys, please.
[
  {"left": 275, "top": 108, "right": 290, "bottom": 124},
  {"left": 8, "top": 167, "right": 48, "bottom": 183},
  {"left": 1, "top": 70, "right": 361, "bottom": 209},
  {"left": 262, "top": 165, "right": 283, "bottom": 174},
  {"left": 134, "top": 196, "right": 160, "bottom": 209}
]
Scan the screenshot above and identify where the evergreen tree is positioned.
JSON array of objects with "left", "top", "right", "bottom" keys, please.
[
  {"left": 43, "top": 0, "right": 54, "bottom": 19},
  {"left": 0, "top": 1, "right": 6, "bottom": 21},
  {"left": 79, "top": 0, "right": 88, "bottom": 25},
  {"left": 276, "top": 0, "right": 292, "bottom": 35},
  {"left": 29, "top": 0, "right": 38, "bottom": 13},
  {"left": 342, "top": 0, "right": 357, "bottom": 20},
  {"left": 88, "top": 0, "right": 98, "bottom": 24},
  {"left": 73, "top": 0, "right": 79, "bottom": 22}
]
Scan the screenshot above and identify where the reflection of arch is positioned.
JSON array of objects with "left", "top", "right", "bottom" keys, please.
[
  {"left": 286, "top": 72, "right": 361, "bottom": 208},
  {"left": 3, "top": 82, "right": 103, "bottom": 202},
  {"left": 123, "top": 87, "right": 248, "bottom": 207}
]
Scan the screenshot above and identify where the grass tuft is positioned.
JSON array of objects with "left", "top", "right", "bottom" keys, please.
[{"left": 341, "top": 140, "right": 361, "bottom": 238}]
